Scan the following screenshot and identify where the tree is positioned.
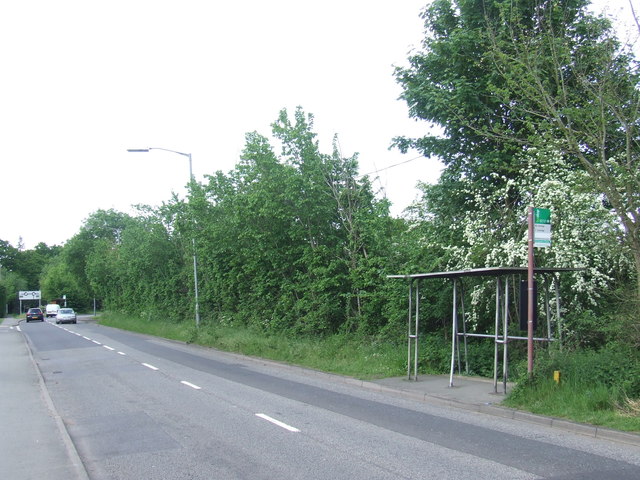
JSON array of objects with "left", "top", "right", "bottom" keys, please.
[
  {"left": 393, "top": 0, "right": 529, "bottom": 180},
  {"left": 40, "top": 256, "right": 91, "bottom": 309},
  {"left": 40, "top": 209, "right": 139, "bottom": 311},
  {"left": 0, "top": 239, "right": 62, "bottom": 312},
  {"left": 395, "top": 0, "right": 640, "bottom": 297},
  {"left": 191, "top": 107, "right": 395, "bottom": 334},
  {"left": 0, "top": 239, "right": 18, "bottom": 272},
  {"left": 485, "top": 0, "right": 640, "bottom": 297}
]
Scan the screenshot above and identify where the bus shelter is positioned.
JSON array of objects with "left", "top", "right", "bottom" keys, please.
[{"left": 388, "top": 267, "right": 580, "bottom": 394}]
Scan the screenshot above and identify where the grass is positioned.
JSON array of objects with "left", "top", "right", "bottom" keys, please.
[
  {"left": 504, "top": 378, "right": 640, "bottom": 432},
  {"left": 99, "top": 312, "right": 640, "bottom": 433},
  {"left": 99, "top": 312, "right": 407, "bottom": 379}
]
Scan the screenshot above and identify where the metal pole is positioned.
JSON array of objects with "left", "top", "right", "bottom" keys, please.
[
  {"left": 494, "top": 277, "right": 500, "bottom": 393},
  {"left": 407, "top": 280, "right": 413, "bottom": 380},
  {"left": 459, "top": 281, "right": 467, "bottom": 374},
  {"left": 527, "top": 206, "right": 535, "bottom": 377},
  {"left": 555, "top": 275, "right": 562, "bottom": 350},
  {"left": 127, "top": 147, "right": 201, "bottom": 328},
  {"left": 545, "top": 277, "right": 551, "bottom": 342},
  {"left": 187, "top": 153, "right": 201, "bottom": 328},
  {"left": 192, "top": 238, "right": 200, "bottom": 328},
  {"left": 449, "top": 279, "right": 458, "bottom": 387},
  {"left": 503, "top": 275, "right": 509, "bottom": 394},
  {"left": 414, "top": 280, "right": 420, "bottom": 381}
]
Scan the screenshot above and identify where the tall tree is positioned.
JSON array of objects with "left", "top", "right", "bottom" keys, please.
[
  {"left": 485, "top": 0, "right": 640, "bottom": 296},
  {"left": 57, "top": 209, "right": 135, "bottom": 309},
  {"left": 395, "top": 0, "right": 640, "bottom": 296},
  {"left": 192, "top": 108, "right": 395, "bottom": 334},
  {"left": 393, "top": 0, "right": 528, "bottom": 180}
]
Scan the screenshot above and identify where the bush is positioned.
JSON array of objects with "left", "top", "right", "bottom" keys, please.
[
  {"left": 532, "top": 344, "right": 640, "bottom": 398},
  {"left": 420, "top": 333, "right": 451, "bottom": 374}
]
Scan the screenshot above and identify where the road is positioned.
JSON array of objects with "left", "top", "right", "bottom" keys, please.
[{"left": 8, "top": 317, "right": 640, "bottom": 479}]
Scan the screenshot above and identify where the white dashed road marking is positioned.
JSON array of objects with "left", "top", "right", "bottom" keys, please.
[
  {"left": 180, "top": 381, "right": 202, "bottom": 390},
  {"left": 45, "top": 322, "right": 305, "bottom": 434},
  {"left": 255, "top": 414, "right": 300, "bottom": 433}
]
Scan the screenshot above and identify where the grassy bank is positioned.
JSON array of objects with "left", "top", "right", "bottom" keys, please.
[
  {"left": 504, "top": 378, "right": 640, "bottom": 432},
  {"left": 504, "top": 346, "right": 640, "bottom": 432},
  {"left": 99, "top": 312, "right": 407, "bottom": 379},
  {"left": 99, "top": 312, "right": 640, "bottom": 433}
]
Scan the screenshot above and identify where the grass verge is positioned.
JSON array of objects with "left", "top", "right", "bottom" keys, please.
[
  {"left": 504, "top": 378, "right": 640, "bottom": 432},
  {"left": 99, "top": 312, "right": 406, "bottom": 379}
]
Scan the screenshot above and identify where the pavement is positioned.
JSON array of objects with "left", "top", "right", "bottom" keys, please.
[
  {"left": 1, "top": 316, "right": 639, "bottom": 480},
  {"left": 0, "top": 318, "right": 89, "bottom": 480}
]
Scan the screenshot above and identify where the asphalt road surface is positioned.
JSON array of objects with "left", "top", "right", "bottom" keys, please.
[{"left": 11, "top": 318, "right": 640, "bottom": 479}]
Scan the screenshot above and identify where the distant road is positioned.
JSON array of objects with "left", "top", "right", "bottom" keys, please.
[{"left": 17, "top": 320, "right": 640, "bottom": 479}]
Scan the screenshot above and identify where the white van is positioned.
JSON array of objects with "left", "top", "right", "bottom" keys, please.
[{"left": 45, "top": 304, "right": 61, "bottom": 318}]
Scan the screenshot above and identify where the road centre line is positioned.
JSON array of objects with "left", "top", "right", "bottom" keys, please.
[
  {"left": 255, "top": 413, "right": 300, "bottom": 433},
  {"left": 54, "top": 327, "right": 212, "bottom": 397},
  {"left": 58, "top": 326, "right": 126, "bottom": 357},
  {"left": 180, "top": 381, "right": 202, "bottom": 390}
]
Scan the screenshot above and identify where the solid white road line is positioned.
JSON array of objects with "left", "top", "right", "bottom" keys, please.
[
  {"left": 180, "top": 381, "right": 202, "bottom": 390},
  {"left": 142, "top": 363, "right": 159, "bottom": 371},
  {"left": 255, "top": 414, "right": 300, "bottom": 433}
]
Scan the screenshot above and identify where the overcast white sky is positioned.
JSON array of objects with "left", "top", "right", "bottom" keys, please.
[{"left": 1, "top": 0, "right": 636, "bottom": 249}]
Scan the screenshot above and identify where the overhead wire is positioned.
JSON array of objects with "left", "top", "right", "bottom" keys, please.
[{"left": 360, "top": 154, "right": 424, "bottom": 178}]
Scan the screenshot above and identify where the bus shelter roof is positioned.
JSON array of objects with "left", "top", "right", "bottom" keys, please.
[{"left": 387, "top": 266, "right": 581, "bottom": 281}]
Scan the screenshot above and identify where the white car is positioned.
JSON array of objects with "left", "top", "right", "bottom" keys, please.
[
  {"left": 56, "top": 308, "right": 77, "bottom": 324},
  {"left": 45, "top": 304, "right": 61, "bottom": 318}
]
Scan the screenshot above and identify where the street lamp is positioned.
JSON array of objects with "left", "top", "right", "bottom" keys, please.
[{"left": 127, "top": 147, "right": 201, "bottom": 327}]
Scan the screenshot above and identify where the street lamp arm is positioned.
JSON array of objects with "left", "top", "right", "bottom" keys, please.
[
  {"left": 127, "top": 147, "right": 193, "bottom": 179},
  {"left": 149, "top": 147, "right": 191, "bottom": 158},
  {"left": 127, "top": 147, "right": 190, "bottom": 158}
]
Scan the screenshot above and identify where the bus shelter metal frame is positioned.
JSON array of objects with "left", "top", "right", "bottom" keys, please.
[{"left": 388, "top": 267, "right": 580, "bottom": 394}]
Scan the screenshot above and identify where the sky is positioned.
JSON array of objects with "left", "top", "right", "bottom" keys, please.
[{"left": 1, "top": 0, "right": 636, "bottom": 250}]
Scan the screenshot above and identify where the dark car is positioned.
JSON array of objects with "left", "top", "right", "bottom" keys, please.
[{"left": 26, "top": 308, "right": 44, "bottom": 322}]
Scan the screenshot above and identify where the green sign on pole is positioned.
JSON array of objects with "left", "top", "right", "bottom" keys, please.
[{"left": 533, "top": 208, "right": 551, "bottom": 247}]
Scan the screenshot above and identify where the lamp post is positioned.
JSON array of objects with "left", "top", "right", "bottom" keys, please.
[{"left": 127, "top": 147, "right": 201, "bottom": 327}]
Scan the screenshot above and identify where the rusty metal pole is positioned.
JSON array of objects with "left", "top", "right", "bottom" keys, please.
[{"left": 527, "top": 207, "right": 535, "bottom": 377}]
